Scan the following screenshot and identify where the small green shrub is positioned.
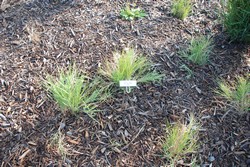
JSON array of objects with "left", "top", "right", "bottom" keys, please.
[
  {"left": 163, "top": 115, "right": 199, "bottom": 166},
  {"left": 120, "top": 5, "right": 146, "bottom": 21},
  {"left": 99, "top": 48, "right": 163, "bottom": 88},
  {"left": 171, "top": 0, "right": 192, "bottom": 20},
  {"left": 181, "top": 36, "right": 213, "bottom": 65},
  {"left": 224, "top": 0, "right": 250, "bottom": 43},
  {"left": 44, "top": 65, "right": 110, "bottom": 115},
  {"left": 216, "top": 77, "right": 250, "bottom": 112}
]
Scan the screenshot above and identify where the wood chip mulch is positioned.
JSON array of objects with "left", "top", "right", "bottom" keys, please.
[{"left": 0, "top": 0, "right": 249, "bottom": 166}]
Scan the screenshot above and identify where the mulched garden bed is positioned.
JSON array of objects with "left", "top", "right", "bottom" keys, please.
[{"left": 0, "top": 0, "right": 249, "bottom": 166}]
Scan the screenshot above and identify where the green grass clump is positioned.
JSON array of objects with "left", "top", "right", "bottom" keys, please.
[
  {"left": 163, "top": 115, "right": 199, "bottom": 166},
  {"left": 120, "top": 5, "right": 146, "bottom": 21},
  {"left": 224, "top": 0, "right": 250, "bottom": 43},
  {"left": 216, "top": 76, "right": 250, "bottom": 112},
  {"left": 99, "top": 48, "right": 163, "bottom": 88},
  {"left": 171, "top": 0, "right": 192, "bottom": 20},
  {"left": 44, "top": 65, "right": 110, "bottom": 115},
  {"left": 181, "top": 36, "right": 213, "bottom": 65}
]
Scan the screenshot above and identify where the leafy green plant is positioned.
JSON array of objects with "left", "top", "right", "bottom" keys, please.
[
  {"left": 44, "top": 65, "right": 110, "bottom": 115},
  {"left": 163, "top": 115, "right": 199, "bottom": 166},
  {"left": 216, "top": 76, "right": 250, "bottom": 112},
  {"left": 99, "top": 48, "right": 163, "bottom": 89},
  {"left": 171, "top": 0, "right": 192, "bottom": 20},
  {"left": 120, "top": 5, "right": 146, "bottom": 21},
  {"left": 181, "top": 36, "right": 213, "bottom": 65},
  {"left": 223, "top": 0, "right": 250, "bottom": 43}
]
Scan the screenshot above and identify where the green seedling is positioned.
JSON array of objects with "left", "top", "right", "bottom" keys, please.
[
  {"left": 44, "top": 64, "right": 110, "bottom": 116},
  {"left": 181, "top": 36, "right": 213, "bottom": 66},
  {"left": 99, "top": 48, "right": 163, "bottom": 92},
  {"left": 216, "top": 76, "right": 250, "bottom": 112},
  {"left": 180, "top": 64, "right": 193, "bottom": 78},
  {"left": 49, "top": 131, "right": 68, "bottom": 159},
  {"left": 120, "top": 5, "right": 146, "bottom": 20},
  {"left": 171, "top": 0, "right": 192, "bottom": 20},
  {"left": 163, "top": 114, "right": 199, "bottom": 166}
]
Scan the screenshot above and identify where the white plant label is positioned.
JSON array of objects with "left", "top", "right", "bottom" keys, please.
[{"left": 119, "top": 80, "right": 137, "bottom": 87}]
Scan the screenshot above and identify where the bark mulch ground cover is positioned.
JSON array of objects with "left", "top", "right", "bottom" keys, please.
[{"left": 0, "top": 0, "right": 249, "bottom": 166}]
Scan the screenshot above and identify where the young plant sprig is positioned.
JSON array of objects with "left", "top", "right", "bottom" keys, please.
[
  {"left": 216, "top": 76, "right": 250, "bottom": 112},
  {"left": 99, "top": 48, "right": 163, "bottom": 91},
  {"left": 49, "top": 130, "right": 68, "bottom": 159},
  {"left": 163, "top": 114, "right": 199, "bottom": 166},
  {"left": 181, "top": 36, "right": 213, "bottom": 66},
  {"left": 171, "top": 0, "right": 192, "bottom": 20},
  {"left": 44, "top": 64, "right": 110, "bottom": 116},
  {"left": 180, "top": 64, "right": 193, "bottom": 79},
  {"left": 120, "top": 5, "right": 146, "bottom": 21}
]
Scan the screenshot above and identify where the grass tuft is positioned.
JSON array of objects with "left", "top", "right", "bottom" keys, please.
[
  {"left": 180, "top": 64, "right": 193, "bottom": 79},
  {"left": 48, "top": 131, "right": 68, "bottom": 159},
  {"left": 181, "top": 36, "right": 213, "bottom": 65},
  {"left": 223, "top": 0, "right": 250, "bottom": 43},
  {"left": 216, "top": 76, "right": 250, "bottom": 112},
  {"left": 120, "top": 5, "right": 146, "bottom": 21},
  {"left": 163, "top": 114, "right": 199, "bottom": 166},
  {"left": 171, "top": 0, "right": 192, "bottom": 20},
  {"left": 99, "top": 48, "right": 163, "bottom": 89},
  {"left": 44, "top": 64, "right": 110, "bottom": 115}
]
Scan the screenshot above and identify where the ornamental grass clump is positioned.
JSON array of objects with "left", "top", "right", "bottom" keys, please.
[
  {"left": 99, "top": 48, "right": 163, "bottom": 88},
  {"left": 171, "top": 0, "right": 192, "bottom": 20},
  {"left": 163, "top": 115, "right": 199, "bottom": 166},
  {"left": 216, "top": 76, "right": 250, "bottom": 112},
  {"left": 181, "top": 36, "right": 213, "bottom": 66},
  {"left": 223, "top": 0, "right": 250, "bottom": 43},
  {"left": 44, "top": 65, "right": 110, "bottom": 116}
]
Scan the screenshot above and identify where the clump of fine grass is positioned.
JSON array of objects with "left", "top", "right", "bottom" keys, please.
[
  {"left": 181, "top": 36, "right": 213, "bottom": 66},
  {"left": 216, "top": 76, "right": 250, "bottom": 112},
  {"left": 120, "top": 5, "right": 146, "bottom": 21},
  {"left": 44, "top": 65, "right": 110, "bottom": 116},
  {"left": 99, "top": 48, "right": 163, "bottom": 88},
  {"left": 163, "top": 115, "right": 199, "bottom": 166},
  {"left": 171, "top": 0, "right": 192, "bottom": 20},
  {"left": 223, "top": 0, "right": 250, "bottom": 43},
  {"left": 48, "top": 131, "right": 68, "bottom": 159}
]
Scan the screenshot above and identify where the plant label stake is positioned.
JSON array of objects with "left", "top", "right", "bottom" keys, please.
[{"left": 119, "top": 80, "right": 137, "bottom": 93}]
